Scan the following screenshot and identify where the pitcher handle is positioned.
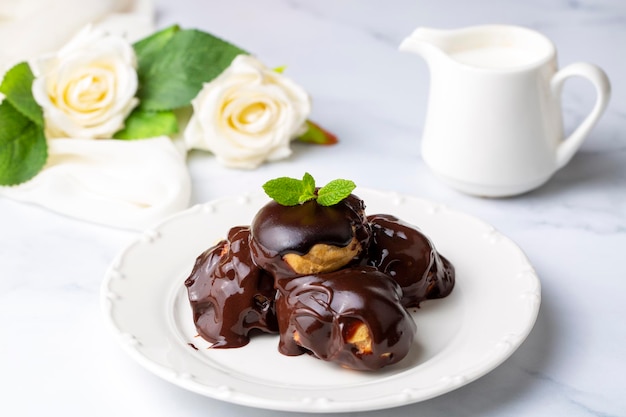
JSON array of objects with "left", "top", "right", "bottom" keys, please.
[{"left": 552, "top": 62, "right": 611, "bottom": 169}]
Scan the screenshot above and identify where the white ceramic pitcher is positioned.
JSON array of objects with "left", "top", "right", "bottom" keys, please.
[{"left": 400, "top": 25, "right": 611, "bottom": 197}]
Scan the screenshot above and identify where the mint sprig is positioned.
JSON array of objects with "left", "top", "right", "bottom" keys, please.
[{"left": 262, "top": 173, "right": 356, "bottom": 206}]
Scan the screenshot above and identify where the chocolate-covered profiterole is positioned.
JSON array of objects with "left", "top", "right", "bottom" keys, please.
[
  {"left": 185, "top": 226, "right": 278, "bottom": 348},
  {"left": 250, "top": 193, "right": 371, "bottom": 277},
  {"left": 184, "top": 174, "right": 456, "bottom": 371},
  {"left": 365, "top": 214, "right": 455, "bottom": 308},
  {"left": 276, "top": 266, "right": 416, "bottom": 371}
]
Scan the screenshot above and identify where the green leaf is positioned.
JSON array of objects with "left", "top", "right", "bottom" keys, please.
[
  {"left": 113, "top": 109, "right": 178, "bottom": 139},
  {"left": 262, "top": 173, "right": 355, "bottom": 207},
  {"left": 299, "top": 172, "right": 316, "bottom": 203},
  {"left": 317, "top": 179, "right": 356, "bottom": 206},
  {"left": 297, "top": 120, "right": 338, "bottom": 145},
  {"left": 273, "top": 65, "right": 287, "bottom": 74},
  {"left": 134, "top": 25, "right": 181, "bottom": 73},
  {"left": 262, "top": 176, "right": 303, "bottom": 206},
  {"left": 0, "top": 62, "right": 44, "bottom": 125},
  {"left": 136, "top": 28, "right": 247, "bottom": 111},
  {"left": 0, "top": 100, "right": 47, "bottom": 186}
]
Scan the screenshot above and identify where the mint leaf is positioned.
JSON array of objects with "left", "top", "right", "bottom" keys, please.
[
  {"left": 297, "top": 120, "right": 338, "bottom": 145},
  {"left": 263, "top": 173, "right": 355, "bottom": 206},
  {"left": 317, "top": 179, "right": 356, "bottom": 206},
  {"left": 299, "top": 172, "right": 316, "bottom": 203},
  {"left": 0, "top": 62, "right": 43, "bottom": 125},
  {"left": 262, "top": 176, "right": 303, "bottom": 206},
  {"left": 113, "top": 109, "right": 178, "bottom": 139},
  {"left": 0, "top": 100, "right": 47, "bottom": 185},
  {"left": 136, "top": 29, "right": 247, "bottom": 111}
]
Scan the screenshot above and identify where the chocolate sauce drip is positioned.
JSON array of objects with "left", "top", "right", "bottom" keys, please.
[
  {"left": 275, "top": 266, "right": 416, "bottom": 371},
  {"left": 184, "top": 226, "right": 278, "bottom": 348},
  {"left": 364, "top": 214, "right": 455, "bottom": 307},
  {"left": 250, "top": 194, "right": 370, "bottom": 277}
]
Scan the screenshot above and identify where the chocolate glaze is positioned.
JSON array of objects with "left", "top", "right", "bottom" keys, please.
[
  {"left": 275, "top": 266, "right": 416, "bottom": 371},
  {"left": 250, "top": 194, "right": 371, "bottom": 277},
  {"left": 364, "top": 214, "right": 455, "bottom": 307},
  {"left": 184, "top": 226, "right": 278, "bottom": 348}
]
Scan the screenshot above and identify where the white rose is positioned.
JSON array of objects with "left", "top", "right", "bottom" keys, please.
[
  {"left": 184, "top": 54, "right": 311, "bottom": 169},
  {"left": 31, "top": 25, "right": 138, "bottom": 139}
]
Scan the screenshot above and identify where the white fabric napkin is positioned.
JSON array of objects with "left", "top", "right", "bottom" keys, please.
[
  {"left": 0, "top": 0, "right": 194, "bottom": 230},
  {"left": 0, "top": 137, "right": 191, "bottom": 230}
]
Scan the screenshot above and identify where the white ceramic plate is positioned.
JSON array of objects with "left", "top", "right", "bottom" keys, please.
[{"left": 101, "top": 189, "right": 540, "bottom": 413}]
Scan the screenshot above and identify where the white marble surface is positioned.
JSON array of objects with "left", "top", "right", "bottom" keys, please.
[{"left": 1, "top": 0, "right": 625, "bottom": 416}]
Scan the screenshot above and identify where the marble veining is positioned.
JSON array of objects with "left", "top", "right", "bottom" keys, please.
[{"left": 1, "top": 0, "right": 625, "bottom": 416}]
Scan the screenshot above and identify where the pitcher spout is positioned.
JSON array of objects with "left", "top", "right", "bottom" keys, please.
[{"left": 399, "top": 27, "right": 451, "bottom": 63}]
